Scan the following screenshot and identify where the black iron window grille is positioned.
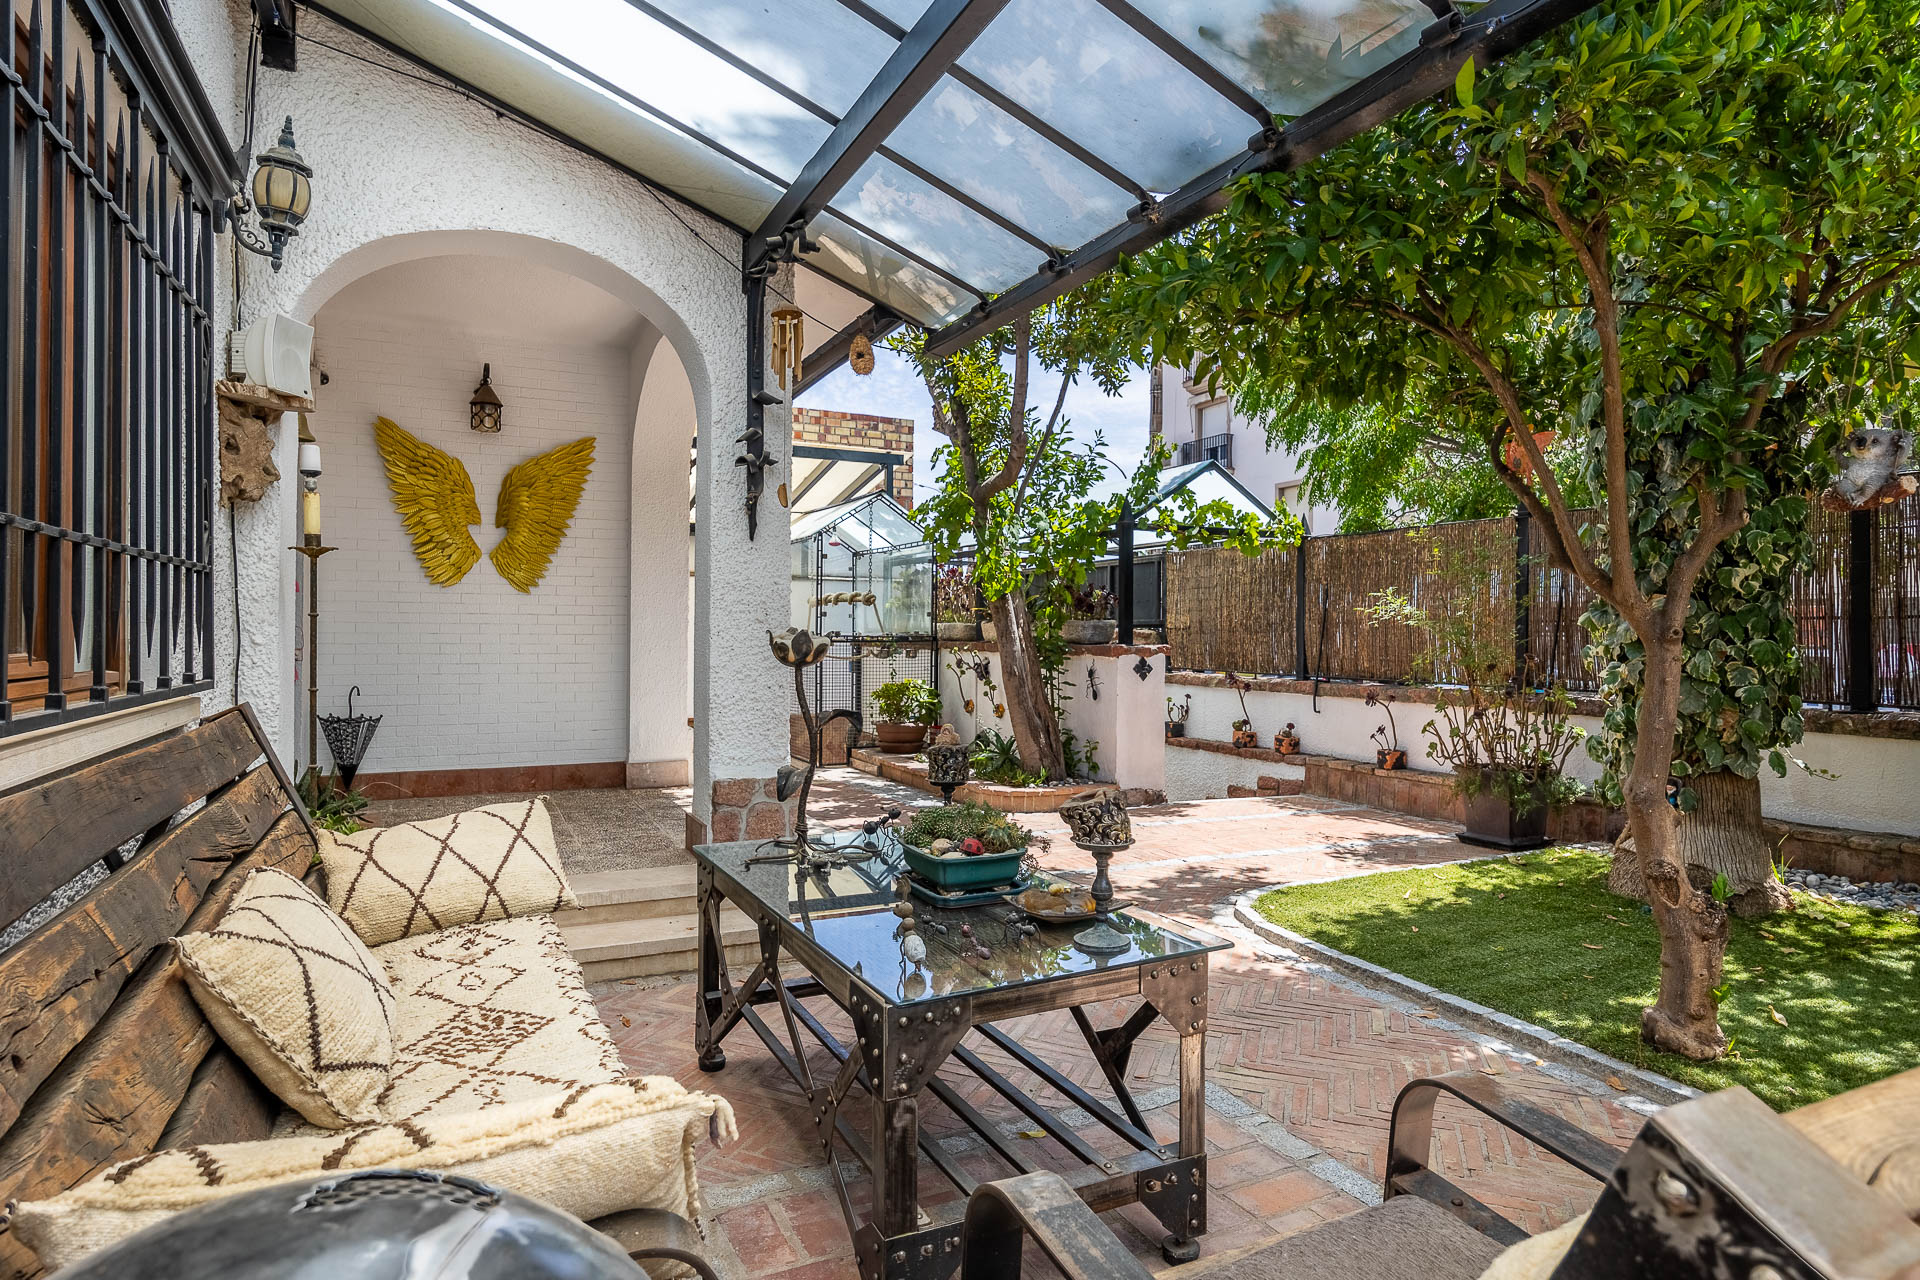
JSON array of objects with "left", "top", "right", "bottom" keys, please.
[{"left": 1, "top": 0, "right": 236, "bottom": 738}]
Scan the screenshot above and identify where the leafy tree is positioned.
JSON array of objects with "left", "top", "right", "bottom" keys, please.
[
  {"left": 898, "top": 305, "right": 1291, "bottom": 780},
  {"left": 1096, "top": 0, "right": 1920, "bottom": 1058}
]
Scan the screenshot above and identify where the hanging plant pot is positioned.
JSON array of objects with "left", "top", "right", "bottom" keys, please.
[{"left": 1457, "top": 766, "right": 1552, "bottom": 851}]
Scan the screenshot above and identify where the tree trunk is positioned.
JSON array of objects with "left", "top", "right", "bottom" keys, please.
[
  {"left": 1608, "top": 770, "right": 1790, "bottom": 917},
  {"left": 1626, "top": 641, "right": 1731, "bottom": 1061},
  {"left": 990, "top": 594, "right": 1066, "bottom": 781}
]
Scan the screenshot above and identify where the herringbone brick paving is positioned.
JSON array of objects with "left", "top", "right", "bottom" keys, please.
[{"left": 590, "top": 777, "right": 1646, "bottom": 1279}]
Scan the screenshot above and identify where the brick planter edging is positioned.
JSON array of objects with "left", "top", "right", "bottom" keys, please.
[
  {"left": 1231, "top": 890, "right": 1694, "bottom": 1108},
  {"left": 847, "top": 747, "right": 1108, "bottom": 813}
]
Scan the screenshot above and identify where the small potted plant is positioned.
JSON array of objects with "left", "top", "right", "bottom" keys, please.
[
  {"left": 1227, "top": 674, "right": 1258, "bottom": 749},
  {"left": 1368, "top": 691, "right": 1405, "bottom": 769},
  {"left": 1165, "top": 694, "right": 1190, "bottom": 739},
  {"left": 898, "top": 802, "right": 1031, "bottom": 893},
  {"left": 1274, "top": 722, "right": 1301, "bottom": 754},
  {"left": 1062, "top": 585, "right": 1117, "bottom": 645},
  {"left": 935, "top": 563, "right": 982, "bottom": 642},
  {"left": 872, "top": 677, "right": 943, "bottom": 753}
]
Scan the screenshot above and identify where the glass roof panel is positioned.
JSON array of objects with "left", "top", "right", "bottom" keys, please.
[
  {"left": 886, "top": 79, "right": 1138, "bottom": 252},
  {"left": 807, "top": 211, "right": 980, "bottom": 325},
  {"left": 636, "top": 0, "right": 902, "bottom": 119},
  {"left": 956, "top": 0, "right": 1259, "bottom": 193},
  {"left": 862, "top": 0, "right": 938, "bottom": 26},
  {"left": 837, "top": 155, "right": 1040, "bottom": 293},
  {"left": 1122, "top": 0, "right": 1434, "bottom": 115},
  {"left": 441, "top": 0, "right": 828, "bottom": 180}
]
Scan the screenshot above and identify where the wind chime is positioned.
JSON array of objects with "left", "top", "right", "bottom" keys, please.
[{"left": 770, "top": 307, "right": 804, "bottom": 390}]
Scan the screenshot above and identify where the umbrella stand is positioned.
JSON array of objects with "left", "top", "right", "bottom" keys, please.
[{"left": 319, "top": 685, "right": 382, "bottom": 791}]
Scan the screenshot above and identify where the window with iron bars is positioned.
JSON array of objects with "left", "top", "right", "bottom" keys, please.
[{"left": 0, "top": 0, "right": 231, "bottom": 737}]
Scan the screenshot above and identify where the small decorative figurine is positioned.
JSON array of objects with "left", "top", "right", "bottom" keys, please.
[
  {"left": 926, "top": 726, "right": 971, "bottom": 804},
  {"left": 746, "top": 627, "right": 859, "bottom": 871}
]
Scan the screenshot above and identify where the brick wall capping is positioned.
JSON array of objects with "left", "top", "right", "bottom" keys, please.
[
  {"left": 944, "top": 641, "right": 1171, "bottom": 659},
  {"left": 1169, "top": 670, "right": 1920, "bottom": 741}
]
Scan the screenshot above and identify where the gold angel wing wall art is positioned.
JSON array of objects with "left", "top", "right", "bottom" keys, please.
[
  {"left": 489, "top": 436, "right": 594, "bottom": 592},
  {"left": 372, "top": 417, "right": 482, "bottom": 586}
]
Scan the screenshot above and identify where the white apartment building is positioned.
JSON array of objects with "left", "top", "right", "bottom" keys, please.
[{"left": 1152, "top": 364, "right": 1343, "bottom": 534}]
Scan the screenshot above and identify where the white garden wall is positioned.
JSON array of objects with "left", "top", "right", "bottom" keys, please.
[
  {"left": 1166, "top": 678, "right": 1920, "bottom": 837},
  {"left": 935, "top": 645, "right": 1166, "bottom": 792}
]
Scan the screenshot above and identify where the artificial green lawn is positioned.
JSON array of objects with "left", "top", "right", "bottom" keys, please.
[{"left": 1253, "top": 850, "right": 1919, "bottom": 1109}]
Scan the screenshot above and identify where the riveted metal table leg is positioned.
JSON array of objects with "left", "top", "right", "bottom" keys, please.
[{"left": 694, "top": 864, "right": 729, "bottom": 1072}]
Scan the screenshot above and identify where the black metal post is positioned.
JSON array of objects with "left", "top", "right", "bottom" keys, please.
[
  {"left": 1847, "top": 507, "right": 1876, "bottom": 713},
  {"left": 1294, "top": 542, "right": 1309, "bottom": 679},
  {"left": 1116, "top": 500, "right": 1135, "bottom": 644},
  {"left": 1514, "top": 508, "right": 1532, "bottom": 687},
  {"left": 740, "top": 272, "right": 770, "bottom": 539}
]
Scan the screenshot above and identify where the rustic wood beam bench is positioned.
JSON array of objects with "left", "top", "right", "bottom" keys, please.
[{"left": 0, "top": 705, "right": 715, "bottom": 1279}]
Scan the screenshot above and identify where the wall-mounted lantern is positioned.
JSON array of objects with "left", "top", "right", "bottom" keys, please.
[
  {"left": 234, "top": 117, "right": 312, "bottom": 271},
  {"left": 469, "top": 364, "right": 504, "bottom": 433}
]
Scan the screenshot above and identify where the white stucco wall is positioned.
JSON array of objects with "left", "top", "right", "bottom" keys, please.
[
  {"left": 1167, "top": 680, "right": 1920, "bottom": 835},
  {"left": 170, "top": 5, "right": 788, "bottom": 810},
  {"left": 627, "top": 326, "right": 696, "bottom": 783},
  {"left": 935, "top": 647, "right": 1166, "bottom": 791},
  {"left": 303, "top": 255, "right": 648, "bottom": 776}
]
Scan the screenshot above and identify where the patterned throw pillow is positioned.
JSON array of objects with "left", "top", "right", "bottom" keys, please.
[
  {"left": 174, "top": 869, "right": 397, "bottom": 1128},
  {"left": 317, "top": 797, "right": 577, "bottom": 947}
]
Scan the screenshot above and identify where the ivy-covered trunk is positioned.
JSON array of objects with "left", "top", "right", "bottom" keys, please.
[
  {"left": 1627, "top": 640, "right": 1732, "bottom": 1060},
  {"left": 989, "top": 595, "right": 1066, "bottom": 781},
  {"left": 1609, "top": 771, "right": 1790, "bottom": 916}
]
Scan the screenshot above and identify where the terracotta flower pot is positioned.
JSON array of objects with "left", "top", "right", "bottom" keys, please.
[
  {"left": 875, "top": 722, "right": 929, "bottom": 753},
  {"left": 1376, "top": 749, "right": 1407, "bottom": 771},
  {"left": 1276, "top": 738, "right": 1300, "bottom": 755},
  {"left": 1231, "top": 727, "right": 1258, "bottom": 750}
]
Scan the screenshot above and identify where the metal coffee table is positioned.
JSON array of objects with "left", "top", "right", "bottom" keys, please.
[{"left": 691, "top": 834, "right": 1227, "bottom": 1280}]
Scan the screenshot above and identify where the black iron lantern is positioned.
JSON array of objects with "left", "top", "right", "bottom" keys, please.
[
  {"left": 234, "top": 117, "right": 312, "bottom": 271},
  {"left": 470, "top": 364, "right": 504, "bottom": 433}
]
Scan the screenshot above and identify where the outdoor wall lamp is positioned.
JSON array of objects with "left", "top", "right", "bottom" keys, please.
[
  {"left": 233, "top": 116, "right": 312, "bottom": 271},
  {"left": 469, "top": 364, "right": 504, "bottom": 433}
]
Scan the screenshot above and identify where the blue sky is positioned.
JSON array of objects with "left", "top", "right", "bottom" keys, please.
[{"left": 795, "top": 344, "right": 1154, "bottom": 504}]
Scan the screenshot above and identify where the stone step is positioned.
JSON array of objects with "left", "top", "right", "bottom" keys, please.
[
  {"left": 555, "top": 867, "right": 699, "bottom": 925},
  {"left": 561, "top": 908, "right": 758, "bottom": 983}
]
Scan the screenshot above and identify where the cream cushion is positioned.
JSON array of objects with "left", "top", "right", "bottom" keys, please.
[
  {"left": 174, "top": 868, "right": 396, "bottom": 1128},
  {"left": 9, "top": 1078, "right": 737, "bottom": 1275},
  {"left": 317, "top": 797, "right": 577, "bottom": 946}
]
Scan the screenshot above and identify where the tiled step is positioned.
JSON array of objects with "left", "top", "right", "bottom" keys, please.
[
  {"left": 555, "top": 867, "right": 699, "bottom": 925},
  {"left": 561, "top": 908, "right": 759, "bottom": 983}
]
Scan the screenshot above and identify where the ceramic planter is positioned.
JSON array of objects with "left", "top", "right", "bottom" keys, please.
[
  {"left": 1456, "top": 766, "right": 1552, "bottom": 851},
  {"left": 1231, "top": 727, "right": 1258, "bottom": 750},
  {"left": 1062, "top": 619, "right": 1116, "bottom": 644},
  {"left": 875, "top": 722, "right": 929, "bottom": 753},
  {"left": 901, "top": 842, "right": 1024, "bottom": 891},
  {"left": 1275, "top": 737, "right": 1300, "bottom": 755},
  {"left": 936, "top": 621, "right": 981, "bottom": 641},
  {"left": 1376, "top": 749, "right": 1407, "bottom": 770},
  {"left": 1165, "top": 721, "right": 1186, "bottom": 739}
]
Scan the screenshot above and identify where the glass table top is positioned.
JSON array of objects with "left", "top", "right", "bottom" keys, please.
[{"left": 695, "top": 833, "right": 1229, "bottom": 1008}]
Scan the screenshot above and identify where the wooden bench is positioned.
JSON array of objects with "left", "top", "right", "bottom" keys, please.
[{"left": 0, "top": 705, "right": 713, "bottom": 1279}]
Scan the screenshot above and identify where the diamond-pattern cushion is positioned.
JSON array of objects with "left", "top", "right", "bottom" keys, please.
[
  {"left": 372, "top": 915, "right": 626, "bottom": 1123},
  {"left": 174, "top": 869, "right": 397, "bottom": 1128},
  {"left": 317, "top": 797, "right": 577, "bottom": 947}
]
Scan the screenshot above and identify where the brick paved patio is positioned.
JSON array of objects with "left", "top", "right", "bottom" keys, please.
[{"left": 589, "top": 776, "right": 1649, "bottom": 1279}]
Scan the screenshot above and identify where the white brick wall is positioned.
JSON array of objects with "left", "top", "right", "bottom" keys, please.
[{"left": 311, "top": 288, "right": 638, "bottom": 775}]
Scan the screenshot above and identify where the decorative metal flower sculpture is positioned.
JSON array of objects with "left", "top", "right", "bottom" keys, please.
[{"left": 764, "top": 628, "right": 859, "bottom": 865}]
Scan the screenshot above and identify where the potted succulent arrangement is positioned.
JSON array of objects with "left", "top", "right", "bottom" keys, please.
[
  {"left": 1274, "top": 722, "right": 1301, "bottom": 754},
  {"left": 1368, "top": 691, "right": 1405, "bottom": 769},
  {"left": 1062, "top": 585, "right": 1117, "bottom": 645},
  {"left": 1227, "top": 673, "right": 1259, "bottom": 749},
  {"left": 872, "top": 677, "right": 943, "bottom": 753},
  {"left": 1165, "top": 694, "right": 1190, "bottom": 739},
  {"left": 934, "top": 563, "right": 982, "bottom": 642},
  {"left": 898, "top": 802, "right": 1032, "bottom": 894}
]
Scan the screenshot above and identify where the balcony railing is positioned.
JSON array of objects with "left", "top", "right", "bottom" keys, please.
[{"left": 1176, "top": 433, "right": 1233, "bottom": 469}]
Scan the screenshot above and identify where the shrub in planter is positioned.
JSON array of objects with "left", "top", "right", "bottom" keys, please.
[
  {"left": 1226, "top": 673, "right": 1258, "bottom": 748},
  {"left": 1062, "top": 585, "right": 1116, "bottom": 644},
  {"left": 935, "top": 563, "right": 982, "bottom": 640},
  {"left": 1426, "top": 683, "right": 1585, "bottom": 850},
  {"left": 872, "top": 678, "right": 943, "bottom": 753},
  {"left": 1165, "top": 694, "right": 1190, "bottom": 739},
  {"left": 1274, "top": 723, "right": 1300, "bottom": 754}
]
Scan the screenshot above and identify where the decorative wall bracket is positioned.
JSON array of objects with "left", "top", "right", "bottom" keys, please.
[{"left": 216, "top": 379, "right": 312, "bottom": 505}]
